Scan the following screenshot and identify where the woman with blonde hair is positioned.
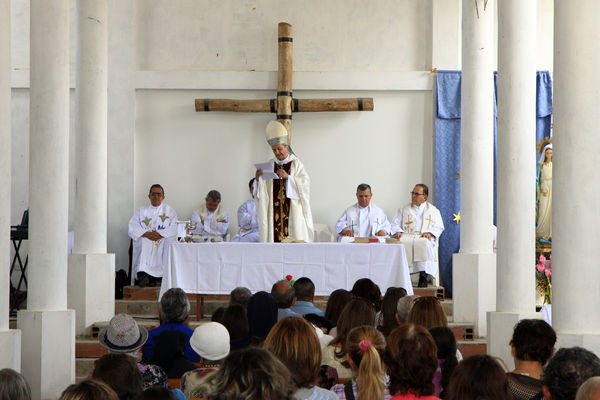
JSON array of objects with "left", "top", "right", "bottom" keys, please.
[
  {"left": 263, "top": 317, "right": 337, "bottom": 400},
  {"left": 59, "top": 379, "right": 119, "bottom": 400},
  {"left": 331, "top": 326, "right": 391, "bottom": 400},
  {"left": 406, "top": 296, "right": 447, "bottom": 330},
  {"left": 322, "top": 298, "right": 376, "bottom": 379}
]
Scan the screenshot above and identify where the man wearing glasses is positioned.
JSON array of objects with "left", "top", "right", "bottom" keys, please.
[
  {"left": 128, "top": 184, "right": 178, "bottom": 287},
  {"left": 390, "top": 184, "right": 444, "bottom": 287}
]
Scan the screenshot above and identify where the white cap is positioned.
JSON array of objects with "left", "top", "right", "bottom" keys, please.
[{"left": 190, "top": 322, "right": 230, "bottom": 361}]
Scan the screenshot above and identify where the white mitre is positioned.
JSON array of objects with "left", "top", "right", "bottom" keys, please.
[{"left": 265, "top": 120, "right": 289, "bottom": 146}]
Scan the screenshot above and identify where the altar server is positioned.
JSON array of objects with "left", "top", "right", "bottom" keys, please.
[
  {"left": 128, "top": 184, "right": 178, "bottom": 286},
  {"left": 255, "top": 120, "right": 314, "bottom": 242},
  {"left": 231, "top": 178, "right": 260, "bottom": 242},
  {"left": 191, "top": 190, "right": 229, "bottom": 240},
  {"left": 390, "top": 184, "right": 444, "bottom": 287},
  {"left": 336, "top": 183, "right": 391, "bottom": 240}
]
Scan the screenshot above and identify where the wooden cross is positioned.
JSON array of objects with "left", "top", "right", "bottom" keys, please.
[{"left": 194, "top": 22, "right": 374, "bottom": 145}]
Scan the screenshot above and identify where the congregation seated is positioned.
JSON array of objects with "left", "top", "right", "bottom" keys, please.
[
  {"left": 98, "top": 314, "right": 169, "bottom": 390},
  {"left": 351, "top": 278, "right": 382, "bottom": 317},
  {"left": 384, "top": 323, "right": 440, "bottom": 400},
  {"left": 390, "top": 183, "right": 444, "bottom": 287},
  {"left": 444, "top": 354, "right": 511, "bottom": 400},
  {"left": 129, "top": 184, "right": 178, "bottom": 287},
  {"left": 322, "top": 298, "right": 376, "bottom": 379},
  {"left": 143, "top": 288, "right": 200, "bottom": 364},
  {"left": 0, "top": 368, "right": 31, "bottom": 400},
  {"left": 180, "top": 322, "right": 230, "bottom": 399},
  {"left": 330, "top": 325, "right": 391, "bottom": 399},
  {"left": 191, "top": 190, "right": 229, "bottom": 240},
  {"left": 428, "top": 327, "right": 458, "bottom": 398},
  {"left": 206, "top": 347, "right": 295, "bottom": 400},
  {"left": 231, "top": 178, "right": 259, "bottom": 242},
  {"left": 92, "top": 354, "right": 144, "bottom": 400},
  {"left": 377, "top": 287, "right": 407, "bottom": 337},
  {"left": 303, "top": 313, "right": 335, "bottom": 348},
  {"left": 210, "top": 307, "right": 226, "bottom": 322},
  {"left": 395, "top": 295, "right": 418, "bottom": 324},
  {"left": 538, "top": 347, "right": 600, "bottom": 400},
  {"left": 246, "top": 291, "right": 278, "bottom": 345},
  {"left": 59, "top": 379, "right": 119, "bottom": 400},
  {"left": 336, "top": 183, "right": 390, "bottom": 240},
  {"left": 324, "top": 289, "right": 354, "bottom": 338},
  {"left": 135, "top": 387, "right": 179, "bottom": 400},
  {"left": 576, "top": 377, "right": 600, "bottom": 400},
  {"left": 507, "top": 319, "right": 556, "bottom": 400},
  {"left": 290, "top": 277, "right": 325, "bottom": 317},
  {"left": 406, "top": 296, "right": 447, "bottom": 330},
  {"left": 263, "top": 317, "right": 337, "bottom": 400},
  {"left": 271, "top": 278, "right": 301, "bottom": 320},
  {"left": 219, "top": 304, "right": 250, "bottom": 351},
  {"left": 228, "top": 286, "right": 251, "bottom": 307}
]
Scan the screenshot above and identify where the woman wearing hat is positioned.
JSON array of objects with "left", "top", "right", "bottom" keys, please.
[
  {"left": 98, "top": 313, "right": 169, "bottom": 390},
  {"left": 255, "top": 120, "right": 314, "bottom": 242}
]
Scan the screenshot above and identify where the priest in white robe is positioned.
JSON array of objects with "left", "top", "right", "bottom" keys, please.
[
  {"left": 336, "top": 183, "right": 391, "bottom": 240},
  {"left": 231, "top": 178, "right": 260, "bottom": 242},
  {"left": 391, "top": 183, "right": 444, "bottom": 287},
  {"left": 191, "top": 190, "right": 229, "bottom": 240},
  {"left": 255, "top": 120, "right": 314, "bottom": 242},
  {"left": 128, "top": 184, "right": 178, "bottom": 286}
]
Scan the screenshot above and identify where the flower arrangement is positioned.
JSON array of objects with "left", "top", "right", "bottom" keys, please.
[
  {"left": 536, "top": 254, "right": 552, "bottom": 305},
  {"left": 285, "top": 275, "right": 295, "bottom": 286}
]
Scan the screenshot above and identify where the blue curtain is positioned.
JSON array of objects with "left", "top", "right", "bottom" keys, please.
[{"left": 434, "top": 71, "right": 552, "bottom": 298}]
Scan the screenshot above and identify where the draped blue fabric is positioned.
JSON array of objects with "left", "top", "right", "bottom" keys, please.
[{"left": 435, "top": 70, "right": 553, "bottom": 297}]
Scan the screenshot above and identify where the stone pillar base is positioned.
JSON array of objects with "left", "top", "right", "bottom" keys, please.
[
  {"left": 452, "top": 253, "right": 496, "bottom": 337},
  {"left": 487, "top": 311, "right": 543, "bottom": 370},
  {"left": 556, "top": 332, "right": 600, "bottom": 356},
  {"left": 17, "top": 310, "right": 75, "bottom": 400},
  {"left": 68, "top": 253, "right": 115, "bottom": 335},
  {"left": 0, "top": 329, "right": 22, "bottom": 370}
]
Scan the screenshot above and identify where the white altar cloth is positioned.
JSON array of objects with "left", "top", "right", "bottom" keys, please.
[{"left": 159, "top": 242, "right": 413, "bottom": 298}]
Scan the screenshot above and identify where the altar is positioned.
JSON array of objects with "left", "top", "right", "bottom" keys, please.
[{"left": 159, "top": 242, "right": 413, "bottom": 298}]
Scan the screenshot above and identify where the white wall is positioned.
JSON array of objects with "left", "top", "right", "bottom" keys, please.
[
  {"left": 134, "top": 89, "right": 433, "bottom": 234},
  {"left": 9, "top": 0, "right": 556, "bottom": 270}
]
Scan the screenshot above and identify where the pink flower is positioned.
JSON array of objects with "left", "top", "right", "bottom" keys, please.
[
  {"left": 545, "top": 268, "right": 551, "bottom": 277},
  {"left": 537, "top": 262, "right": 545, "bottom": 272}
]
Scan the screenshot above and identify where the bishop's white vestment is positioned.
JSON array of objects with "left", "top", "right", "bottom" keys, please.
[
  {"left": 390, "top": 201, "right": 444, "bottom": 277},
  {"left": 256, "top": 154, "right": 314, "bottom": 242},
  {"left": 335, "top": 203, "right": 391, "bottom": 240},
  {"left": 231, "top": 199, "right": 259, "bottom": 242},
  {"left": 128, "top": 203, "right": 178, "bottom": 278},
  {"left": 191, "top": 203, "right": 229, "bottom": 239}
]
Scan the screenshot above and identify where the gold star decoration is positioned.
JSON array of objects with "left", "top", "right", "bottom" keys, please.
[
  {"left": 142, "top": 216, "right": 152, "bottom": 227},
  {"left": 159, "top": 213, "right": 169, "bottom": 222},
  {"left": 456, "top": 171, "right": 461, "bottom": 179},
  {"left": 452, "top": 212, "right": 461, "bottom": 224}
]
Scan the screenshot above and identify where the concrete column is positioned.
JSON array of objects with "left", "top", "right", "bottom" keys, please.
[
  {"left": 453, "top": 0, "right": 496, "bottom": 337},
  {"left": 74, "top": 0, "right": 108, "bottom": 255},
  {"left": 107, "top": 0, "right": 136, "bottom": 271},
  {"left": 488, "top": 0, "right": 541, "bottom": 368},
  {"left": 0, "top": 0, "right": 22, "bottom": 371},
  {"left": 552, "top": 0, "right": 600, "bottom": 353},
  {"left": 68, "top": 0, "right": 114, "bottom": 336},
  {"left": 18, "top": 1, "right": 75, "bottom": 398}
]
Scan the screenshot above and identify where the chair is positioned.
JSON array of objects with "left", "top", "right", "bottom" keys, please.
[{"left": 313, "top": 223, "right": 335, "bottom": 242}]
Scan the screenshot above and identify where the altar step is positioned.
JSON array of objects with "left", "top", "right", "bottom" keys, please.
[{"left": 123, "top": 285, "right": 445, "bottom": 301}]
